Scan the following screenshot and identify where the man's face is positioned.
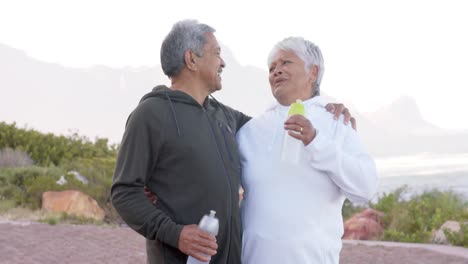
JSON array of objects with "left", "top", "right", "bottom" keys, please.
[
  {"left": 197, "top": 32, "right": 225, "bottom": 93},
  {"left": 268, "top": 49, "right": 316, "bottom": 106}
]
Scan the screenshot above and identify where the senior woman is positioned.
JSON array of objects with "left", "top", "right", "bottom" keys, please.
[{"left": 237, "top": 37, "right": 378, "bottom": 264}]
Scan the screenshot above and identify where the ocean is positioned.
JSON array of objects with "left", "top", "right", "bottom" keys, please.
[{"left": 375, "top": 153, "right": 468, "bottom": 200}]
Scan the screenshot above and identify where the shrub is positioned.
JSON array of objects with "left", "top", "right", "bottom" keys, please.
[
  {"left": 0, "top": 166, "right": 62, "bottom": 206},
  {"left": 62, "top": 157, "right": 116, "bottom": 207},
  {"left": 370, "top": 187, "right": 468, "bottom": 243},
  {"left": 0, "top": 148, "right": 34, "bottom": 168},
  {"left": 445, "top": 223, "right": 468, "bottom": 247},
  {"left": 0, "top": 122, "right": 118, "bottom": 167},
  {"left": 0, "top": 159, "right": 122, "bottom": 223},
  {"left": 23, "top": 174, "right": 69, "bottom": 209}
]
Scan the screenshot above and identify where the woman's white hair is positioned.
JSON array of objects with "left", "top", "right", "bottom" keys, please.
[{"left": 267, "top": 37, "right": 324, "bottom": 96}]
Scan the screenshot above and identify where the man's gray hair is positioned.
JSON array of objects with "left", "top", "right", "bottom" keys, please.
[
  {"left": 161, "top": 19, "right": 215, "bottom": 78},
  {"left": 267, "top": 37, "right": 324, "bottom": 96}
]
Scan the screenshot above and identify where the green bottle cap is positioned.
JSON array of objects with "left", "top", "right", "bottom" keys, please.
[{"left": 288, "top": 99, "right": 305, "bottom": 116}]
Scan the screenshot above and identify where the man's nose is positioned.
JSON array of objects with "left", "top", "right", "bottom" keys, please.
[{"left": 220, "top": 57, "right": 226, "bottom": 68}]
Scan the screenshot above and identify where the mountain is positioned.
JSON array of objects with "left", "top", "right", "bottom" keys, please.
[
  {"left": 1, "top": 43, "right": 467, "bottom": 157},
  {"left": 360, "top": 97, "right": 468, "bottom": 156},
  {"left": 0, "top": 43, "right": 166, "bottom": 143},
  {"left": 364, "top": 96, "right": 441, "bottom": 135}
]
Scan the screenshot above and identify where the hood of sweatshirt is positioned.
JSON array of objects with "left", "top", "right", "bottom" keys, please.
[
  {"left": 138, "top": 85, "right": 211, "bottom": 137},
  {"left": 140, "top": 85, "right": 208, "bottom": 107}
]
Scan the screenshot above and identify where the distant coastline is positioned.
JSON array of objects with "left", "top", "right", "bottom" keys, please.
[{"left": 376, "top": 152, "right": 468, "bottom": 200}]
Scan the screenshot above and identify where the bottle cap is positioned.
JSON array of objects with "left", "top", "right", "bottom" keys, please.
[{"left": 288, "top": 99, "right": 305, "bottom": 116}]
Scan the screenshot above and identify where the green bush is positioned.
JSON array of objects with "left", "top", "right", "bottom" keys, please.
[
  {"left": 445, "top": 223, "right": 468, "bottom": 247},
  {"left": 0, "top": 122, "right": 123, "bottom": 223},
  {"left": 0, "top": 166, "right": 62, "bottom": 206},
  {"left": 0, "top": 122, "right": 118, "bottom": 167},
  {"left": 23, "top": 174, "right": 74, "bottom": 209},
  {"left": 62, "top": 157, "right": 116, "bottom": 207},
  {"left": 370, "top": 186, "right": 468, "bottom": 244},
  {"left": 0, "top": 158, "right": 121, "bottom": 222}
]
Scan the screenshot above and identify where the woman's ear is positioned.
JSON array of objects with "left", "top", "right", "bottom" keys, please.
[{"left": 308, "top": 65, "right": 319, "bottom": 83}]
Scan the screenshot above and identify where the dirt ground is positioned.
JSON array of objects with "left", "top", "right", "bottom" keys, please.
[{"left": 1, "top": 220, "right": 468, "bottom": 264}]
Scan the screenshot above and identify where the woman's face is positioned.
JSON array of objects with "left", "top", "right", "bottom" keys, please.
[{"left": 268, "top": 49, "right": 317, "bottom": 106}]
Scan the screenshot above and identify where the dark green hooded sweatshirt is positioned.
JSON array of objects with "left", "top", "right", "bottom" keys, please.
[{"left": 111, "top": 85, "right": 251, "bottom": 264}]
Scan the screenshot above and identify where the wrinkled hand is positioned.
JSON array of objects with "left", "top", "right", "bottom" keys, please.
[
  {"left": 325, "top": 103, "right": 357, "bottom": 130},
  {"left": 143, "top": 185, "right": 157, "bottom": 205},
  {"left": 284, "top": 114, "right": 316, "bottom": 146},
  {"left": 179, "top": 225, "right": 218, "bottom": 262}
]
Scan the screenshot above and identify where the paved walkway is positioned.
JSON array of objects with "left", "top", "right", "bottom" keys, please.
[
  {"left": 0, "top": 221, "right": 145, "bottom": 264},
  {"left": 344, "top": 239, "right": 468, "bottom": 260},
  {"left": 1, "top": 220, "right": 468, "bottom": 263}
]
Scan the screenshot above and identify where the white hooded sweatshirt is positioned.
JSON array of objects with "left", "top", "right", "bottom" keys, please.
[{"left": 237, "top": 96, "right": 378, "bottom": 264}]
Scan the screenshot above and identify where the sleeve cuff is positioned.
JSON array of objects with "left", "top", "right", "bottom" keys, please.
[
  {"left": 158, "top": 222, "right": 184, "bottom": 248},
  {"left": 305, "top": 129, "right": 329, "bottom": 156}
]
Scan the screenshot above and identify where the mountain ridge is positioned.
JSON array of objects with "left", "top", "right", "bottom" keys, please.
[{"left": 1, "top": 43, "right": 467, "bottom": 157}]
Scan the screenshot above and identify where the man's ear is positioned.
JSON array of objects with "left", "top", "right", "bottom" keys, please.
[{"left": 184, "top": 50, "right": 197, "bottom": 71}]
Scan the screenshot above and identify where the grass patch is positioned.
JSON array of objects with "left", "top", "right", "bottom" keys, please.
[
  {"left": 39, "top": 212, "right": 105, "bottom": 225},
  {"left": 0, "top": 199, "right": 16, "bottom": 213},
  {"left": 0, "top": 207, "right": 44, "bottom": 221}
]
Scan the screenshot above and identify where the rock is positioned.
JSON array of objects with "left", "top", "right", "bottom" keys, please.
[
  {"left": 343, "top": 208, "right": 384, "bottom": 240},
  {"left": 42, "top": 190, "right": 105, "bottom": 221},
  {"left": 56, "top": 171, "right": 89, "bottom": 186},
  {"left": 56, "top": 175, "right": 67, "bottom": 185},
  {"left": 57, "top": 171, "right": 88, "bottom": 185},
  {"left": 431, "top": 220, "right": 464, "bottom": 245},
  {"left": 67, "top": 171, "right": 89, "bottom": 184}
]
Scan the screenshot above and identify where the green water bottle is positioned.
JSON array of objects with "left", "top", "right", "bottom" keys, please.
[{"left": 281, "top": 99, "right": 305, "bottom": 164}]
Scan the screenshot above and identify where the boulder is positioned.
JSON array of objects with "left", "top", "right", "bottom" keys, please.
[
  {"left": 343, "top": 208, "right": 384, "bottom": 240},
  {"left": 67, "top": 170, "right": 89, "bottom": 184},
  {"left": 56, "top": 171, "right": 89, "bottom": 186},
  {"left": 56, "top": 175, "right": 67, "bottom": 185},
  {"left": 431, "top": 220, "right": 465, "bottom": 244},
  {"left": 42, "top": 190, "right": 105, "bottom": 221}
]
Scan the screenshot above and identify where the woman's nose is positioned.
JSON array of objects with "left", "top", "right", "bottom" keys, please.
[{"left": 273, "top": 68, "right": 282, "bottom": 76}]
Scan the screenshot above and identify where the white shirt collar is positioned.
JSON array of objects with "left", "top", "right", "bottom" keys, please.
[{"left": 267, "top": 96, "right": 328, "bottom": 113}]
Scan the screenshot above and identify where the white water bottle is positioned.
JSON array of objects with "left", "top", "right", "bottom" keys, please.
[
  {"left": 187, "top": 210, "right": 219, "bottom": 264},
  {"left": 281, "top": 99, "right": 306, "bottom": 164}
]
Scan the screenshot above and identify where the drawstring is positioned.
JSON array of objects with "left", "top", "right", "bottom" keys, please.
[
  {"left": 162, "top": 92, "right": 233, "bottom": 138},
  {"left": 269, "top": 107, "right": 286, "bottom": 151},
  {"left": 209, "top": 94, "right": 234, "bottom": 131},
  {"left": 269, "top": 123, "right": 282, "bottom": 152},
  {"left": 164, "top": 91, "right": 181, "bottom": 137}
]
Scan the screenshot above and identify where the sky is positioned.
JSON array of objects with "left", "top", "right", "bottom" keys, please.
[{"left": 1, "top": 0, "right": 468, "bottom": 131}]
